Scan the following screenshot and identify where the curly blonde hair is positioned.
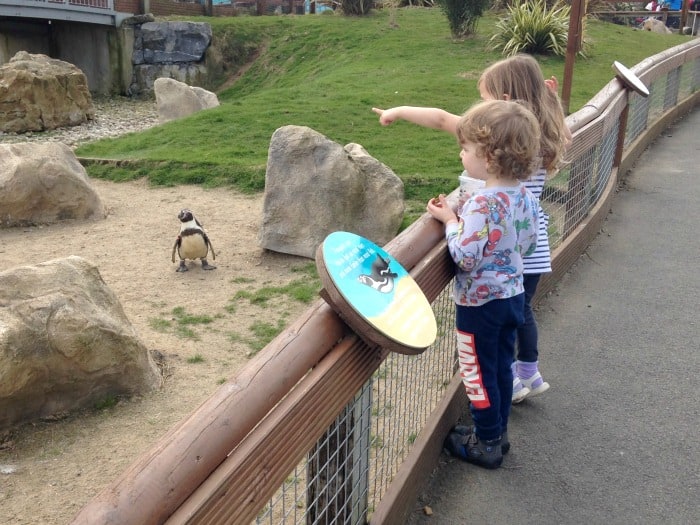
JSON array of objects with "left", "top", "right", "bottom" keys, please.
[
  {"left": 456, "top": 100, "right": 541, "bottom": 182},
  {"left": 477, "top": 54, "right": 568, "bottom": 174}
]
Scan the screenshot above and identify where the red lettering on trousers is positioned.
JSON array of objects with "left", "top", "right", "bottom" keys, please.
[{"left": 457, "top": 330, "right": 490, "bottom": 409}]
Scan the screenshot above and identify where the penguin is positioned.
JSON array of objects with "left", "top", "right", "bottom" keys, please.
[{"left": 171, "top": 209, "right": 216, "bottom": 272}]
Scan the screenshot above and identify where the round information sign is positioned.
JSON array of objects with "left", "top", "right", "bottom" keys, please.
[{"left": 316, "top": 231, "right": 437, "bottom": 355}]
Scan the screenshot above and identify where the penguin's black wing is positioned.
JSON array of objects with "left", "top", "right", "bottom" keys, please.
[
  {"left": 172, "top": 236, "right": 182, "bottom": 263},
  {"left": 203, "top": 232, "right": 216, "bottom": 260}
]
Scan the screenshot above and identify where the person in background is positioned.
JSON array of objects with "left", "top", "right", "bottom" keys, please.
[
  {"left": 425, "top": 99, "right": 540, "bottom": 469},
  {"left": 664, "top": 0, "right": 682, "bottom": 28},
  {"left": 372, "top": 54, "right": 571, "bottom": 404}
]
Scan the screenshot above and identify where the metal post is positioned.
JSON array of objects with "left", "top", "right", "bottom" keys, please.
[
  {"left": 680, "top": 1, "right": 689, "bottom": 33},
  {"left": 613, "top": 104, "right": 629, "bottom": 168}
]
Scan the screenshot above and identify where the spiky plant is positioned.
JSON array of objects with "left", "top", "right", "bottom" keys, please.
[{"left": 490, "top": 0, "right": 585, "bottom": 57}]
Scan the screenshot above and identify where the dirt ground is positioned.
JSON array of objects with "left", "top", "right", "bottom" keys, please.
[{"left": 0, "top": 178, "right": 310, "bottom": 524}]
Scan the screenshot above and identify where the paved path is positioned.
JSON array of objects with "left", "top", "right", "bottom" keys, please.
[{"left": 407, "top": 109, "right": 700, "bottom": 524}]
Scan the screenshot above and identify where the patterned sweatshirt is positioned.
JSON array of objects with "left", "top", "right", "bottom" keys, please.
[{"left": 445, "top": 184, "right": 539, "bottom": 306}]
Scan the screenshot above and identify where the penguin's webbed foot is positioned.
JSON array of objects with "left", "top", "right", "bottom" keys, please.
[
  {"left": 201, "top": 259, "right": 217, "bottom": 271},
  {"left": 176, "top": 261, "right": 189, "bottom": 272}
]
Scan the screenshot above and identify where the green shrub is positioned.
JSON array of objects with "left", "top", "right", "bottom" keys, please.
[
  {"left": 341, "top": 0, "right": 375, "bottom": 15},
  {"left": 490, "top": 0, "right": 582, "bottom": 57},
  {"left": 438, "top": 0, "right": 490, "bottom": 37},
  {"left": 395, "top": 0, "right": 437, "bottom": 5}
]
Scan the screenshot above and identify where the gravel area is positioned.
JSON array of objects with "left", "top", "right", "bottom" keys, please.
[{"left": 0, "top": 96, "right": 159, "bottom": 149}]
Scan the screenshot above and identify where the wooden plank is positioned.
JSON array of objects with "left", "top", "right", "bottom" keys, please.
[{"left": 166, "top": 334, "right": 383, "bottom": 524}]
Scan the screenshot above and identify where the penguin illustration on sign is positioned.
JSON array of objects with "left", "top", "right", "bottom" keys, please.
[
  {"left": 171, "top": 209, "right": 216, "bottom": 272},
  {"left": 357, "top": 254, "right": 398, "bottom": 293}
]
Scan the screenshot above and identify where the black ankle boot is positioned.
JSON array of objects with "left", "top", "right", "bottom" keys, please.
[
  {"left": 443, "top": 430, "right": 503, "bottom": 469},
  {"left": 452, "top": 424, "right": 510, "bottom": 455}
]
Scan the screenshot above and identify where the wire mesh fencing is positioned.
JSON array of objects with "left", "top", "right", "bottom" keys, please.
[
  {"left": 544, "top": 116, "right": 620, "bottom": 251},
  {"left": 254, "top": 288, "right": 457, "bottom": 524}
]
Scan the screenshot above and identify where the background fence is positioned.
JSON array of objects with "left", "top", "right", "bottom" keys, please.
[{"left": 73, "top": 39, "right": 700, "bottom": 525}]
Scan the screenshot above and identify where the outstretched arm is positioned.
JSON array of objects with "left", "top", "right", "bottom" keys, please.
[{"left": 372, "top": 106, "right": 461, "bottom": 136}]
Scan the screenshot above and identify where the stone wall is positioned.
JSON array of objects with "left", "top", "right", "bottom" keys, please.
[{"left": 124, "top": 18, "right": 222, "bottom": 97}]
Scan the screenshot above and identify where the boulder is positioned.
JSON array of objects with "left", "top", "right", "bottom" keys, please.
[
  {"left": 133, "top": 63, "right": 210, "bottom": 97},
  {"left": 134, "top": 21, "right": 212, "bottom": 65},
  {"left": 129, "top": 21, "right": 215, "bottom": 96},
  {"left": 0, "top": 142, "right": 105, "bottom": 228},
  {"left": 260, "top": 125, "right": 405, "bottom": 259},
  {"left": 0, "top": 256, "right": 162, "bottom": 430},
  {"left": 154, "top": 77, "right": 220, "bottom": 123},
  {"left": 0, "top": 51, "right": 95, "bottom": 133},
  {"left": 643, "top": 18, "right": 673, "bottom": 33}
]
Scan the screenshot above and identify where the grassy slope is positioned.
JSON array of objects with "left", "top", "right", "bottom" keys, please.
[{"left": 77, "top": 8, "right": 687, "bottom": 220}]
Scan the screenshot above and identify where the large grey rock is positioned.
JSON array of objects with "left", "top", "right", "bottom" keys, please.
[
  {"left": 134, "top": 21, "right": 212, "bottom": 65},
  {"left": 128, "top": 20, "right": 218, "bottom": 97},
  {"left": 0, "top": 51, "right": 94, "bottom": 133},
  {"left": 0, "top": 256, "right": 162, "bottom": 430},
  {"left": 642, "top": 18, "right": 673, "bottom": 33},
  {"left": 0, "top": 143, "right": 105, "bottom": 228},
  {"left": 260, "top": 125, "right": 405, "bottom": 258},
  {"left": 132, "top": 62, "right": 210, "bottom": 96},
  {"left": 154, "top": 77, "right": 220, "bottom": 123}
]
